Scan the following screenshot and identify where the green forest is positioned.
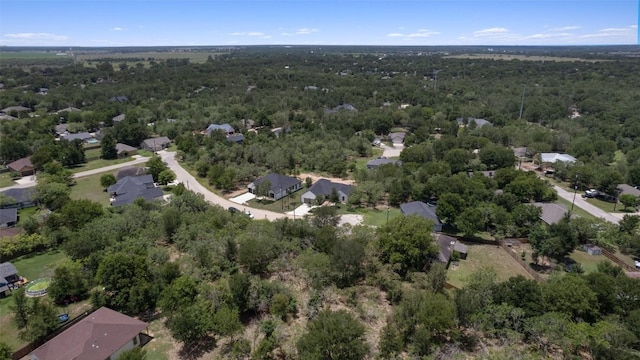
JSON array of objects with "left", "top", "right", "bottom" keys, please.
[{"left": 1, "top": 45, "right": 640, "bottom": 359}]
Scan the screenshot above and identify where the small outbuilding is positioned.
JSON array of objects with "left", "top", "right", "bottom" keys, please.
[{"left": 583, "top": 244, "right": 602, "bottom": 256}]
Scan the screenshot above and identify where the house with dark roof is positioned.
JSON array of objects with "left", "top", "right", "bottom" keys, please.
[
  {"left": 30, "top": 307, "right": 149, "bottom": 360},
  {"left": 301, "top": 179, "right": 353, "bottom": 204},
  {"left": 0, "top": 114, "right": 18, "bottom": 121},
  {"left": 115, "top": 167, "right": 147, "bottom": 180},
  {"left": 435, "top": 234, "right": 468, "bottom": 265},
  {"left": 7, "top": 157, "right": 35, "bottom": 176},
  {"left": 400, "top": 201, "right": 443, "bottom": 232},
  {"left": 456, "top": 117, "right": 493, "bottom": 128},
  {"left": 60, "top": 132, "right": 94, "bottom": 143},
  {"left": 140, "top": 136, "right": 171, "bottom": 152},
  {"left": 110, "top": 95, "right": 129, "bottom": 102},
  {"left": 617, "top": 184, "right": 640, "bottom": 198},
  {"left": 324, "top": 103, "right": 357, "bottom": 114},
  {"left": 367, "top": 158, "right": 402, "bottom": 169},
  {"left": 0, "top": 187, "right": 35, "bottom": 209},
  {"left": 0, "top": 262, "right": 19, "bottom": 297},
  {"left": 248, "top": 173, "right": 302, "bottom": 201},
  {"left": 206, "top": 123, "right": 235, "bottom": 136},
  {"left": 0, "top": 208, "right": 18, "bottom": 228},
  {"left": 531, "top": 202, "right": 571, "bottom": 226},
  {"left": 116, "top": 143, "right": 138, "bottom": 158},
  {"left": 227, "top": 134, "right": 245, "bottom": 144},
  {"left": 108, "top": 175, "right": 163, "bottom": 206}
]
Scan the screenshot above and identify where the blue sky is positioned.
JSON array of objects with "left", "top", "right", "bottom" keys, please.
[{"left": 0, "top": 0, "right": 637, "bottom": 46}]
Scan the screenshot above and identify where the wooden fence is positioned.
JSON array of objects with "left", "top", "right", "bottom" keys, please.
[
  {"left": 499, "top": 240, "right": 544, "bottom": 282},
  {"left": 601, "top": 248, "right": 638, "bottom": 272}
]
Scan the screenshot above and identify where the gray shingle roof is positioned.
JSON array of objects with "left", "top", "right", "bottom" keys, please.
[
  {"left": 0, "top": 208, "right": 17, "bottom": 225},
  {"left": 108, "top": 175, "right": 162, "bottom": 206},
  {"left": 400, "top": 201, "right": 442, "bottom": 225},
  {"left": 206, "top": 123, "right": 235, "bottom": 135},
  {"left": 252, "top": 173, "right": 301, "bottom": 193},
  {"left": 61, "top": 132, "right": 93, "bottom": 142},
  {"left": 307, "top": 179, "right": 353, "bottom": 197},
  {"left": 618, "top": 184, "right": 640, "bottom": 197},
  {"left": 532, "top": 202, "right": 569, "bottom": 225},
  {"left": 1, "top": 187, "right": 35, "bottom": 203},
  {"left": 0, "top": 262, "right": 18, "bottom": 281},
  {"left": 367, "top": 158, "right": 402, "bottom": 168}
]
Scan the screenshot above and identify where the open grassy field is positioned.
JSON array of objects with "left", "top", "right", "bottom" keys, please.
[
  {"left": 555, "top": 197, "right": 596, "bottom": 221},
  {"left": 69, "top": 173, "right": 111, "bottom": 206},
  {"left": 444, "top": 54, "right": 606, "bottom": 62},
  {"left": 447, "top": 243, "right": 534, "bottom": 288},
  {"left": 76, "top": 50, "right": 228, "bottom": 67}
]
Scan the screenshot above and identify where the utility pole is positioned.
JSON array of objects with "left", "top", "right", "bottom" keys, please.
[
  {"left": 571, "top": 173, "right": 579, "bottom": 212},
  {"left": 519, "top": 85, "right": 526, "bottom": 119}
]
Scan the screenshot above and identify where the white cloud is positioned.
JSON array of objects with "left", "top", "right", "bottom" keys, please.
[
  {"left": 632, "top": 25, "right": 638, "bottom": 29},
  {"left": 230, "top": 31, "right": 271, "bottom": 39},
  {"left": 385, "top": 29, "right": 439, "bottom": 41},
  {"left": 112, "top": 27, "right": 125, "bottom": 31},
  {"left": 473, "top": 27, "right": 509, "bottom": 36},
  {"left": 3, "top": 32, "right": 68, "bottom": 41},
  {"left": 407, "top": 29, "right": 440, "bottom": 38},
  {"left": 282, "top": 28, "right": 319, "bottom": 36},
  {"left": 579, "top": 25, "right": 636, "bottom": 39},
  {"left": 550, "top": 26, "right": 581, "bottom": 32}
]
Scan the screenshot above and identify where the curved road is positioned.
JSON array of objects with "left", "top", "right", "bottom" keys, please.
[{"left": 159, "top": 151, "right": 293, "bottom": 221}]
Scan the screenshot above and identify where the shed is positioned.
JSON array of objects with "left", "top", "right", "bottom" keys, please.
[{"left": 583, "top": 244, "right": 602, "bottom": 256}]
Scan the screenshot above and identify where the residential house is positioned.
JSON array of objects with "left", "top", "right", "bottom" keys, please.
[
  {"left": 1, "top": 105, "right": 31, "bottom": 114},
  {"left": 30, "top": 307, "right": 149, "bottom": 360},
  {"left": 248, "top": 173, "right": 302, "bottom": 201},
  {"left": 456, "top": 117, "right": 493, "bottom": 128},
  {"left": 0, "top": 208, "right": 18, "bottom": 228},
  {"left": 227, "top": 134, "right": 245, "bottom": 144},
  {"left": 301, "top": 179, "right": 353, "bottom": 204},
  {"left": 54, "top": 123, "right": 69, "bottom": 136},
  {"left": 7, "top": 157, "right": 35, "bottom": 176},
  {"left": 110, "top": 95, "right": 129, "bottom": 102},
  {"left": 513, "top": 146, "right": 530, "bottom": 159},
  {"left": 112, "top": 114, "right": 126, "bottom": 123},
  {"left": 617, "top": 184, "right": 640, "bottom": 198},
  {"left": 0, "top": 262, "right": 19, "bottom": 297},
  {"left": 0, "top": 114, "right": 18, "bottom": 121},
  {"left": 37, "top": 87, "right": 49, "bottom": 95},
  {"left": 389, "top": 132, "right": 406, "bottom": 144},
  {"left": 115, "top": 167, "right": 147, "bottom": 180},
  {"left": 324, "top": 103, "right": 357, "bottom": 114},
  {"left": 435, "top": 234, "right": 468, "bottom": 265},
  {"left": 206, "top": 123, "right": 235, "bottom": 136},
  {"left": 60, "top": 132, "right": 94, "bottom": 143},
  {"left": 108, "top": 175, "right": 163, "bottom": 207},
  {"left": 116, "top": 143, "right": 138, "bottom": 158},
  {"left": 531, "top": 202, "right": 571, "bottom": 226},
  {"left": 366, "top": 158, "right": 402, "bottom": 169},
  {"left": 539, "top": 153, "right": 577, "bottom": 164},
  {"left": 56, "top": 107, "right": 81, "bottom": 114},
  {"left": 399, "top": 201, "right": 443, "bottom": 232},
  {"left": 304, "top": 85, "right": 319, "bottom": 91},
  {"left": 0, "top": 187, "right": 35, "bottom": 209},
  {"left": 242, "top": 119, "right": 255, "bottom": 129},
  {"left": 140, "top": 137, "right": 171, "bottom": 152}
]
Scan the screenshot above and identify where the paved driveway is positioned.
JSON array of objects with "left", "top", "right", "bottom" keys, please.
[{"left": 230, "top": 192, "right": 256, "bottom": 205}]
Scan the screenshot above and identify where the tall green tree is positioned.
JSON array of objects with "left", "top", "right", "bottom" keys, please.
[
  {"left": 101, "top": 133, "right": 118, "bottom": 160},
  {"left": 146, "top": 155, "right": 167, "bottom": 183},
  {"left": 297, "top": 309, "right": 368, "bottom": 360},
  {"left": 377, "top": 215, "right": 439, "bottom": 277}
]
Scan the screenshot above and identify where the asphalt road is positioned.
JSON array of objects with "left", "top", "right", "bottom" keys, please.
[
  {"left": 553, "top": 185, "right": 621, "bottom": 224},
  {"left": 0, "top": 156, "right": 150, "bottom": 192},
  {"left": 159, "top": 151, "right": 293, "bottom": 221}
]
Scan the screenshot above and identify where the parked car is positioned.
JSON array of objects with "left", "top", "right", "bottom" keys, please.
[
  {"left": 583, "top": 189, "right": 599, "bottom": 198},
  {"left": 228, "top": 206, "right": 241, "bottom": 214}
]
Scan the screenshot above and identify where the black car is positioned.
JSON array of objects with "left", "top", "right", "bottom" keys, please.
[{"left": 228, "top": 207, "right": 241, "bottom": 214}]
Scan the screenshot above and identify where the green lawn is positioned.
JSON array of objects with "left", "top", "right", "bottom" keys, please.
[
  {"left": 555, "top": 197, "right": 596, "bottom": 221},
  {"left": 246, "top": 194, "right": 301, "bottom": 213},
  {"left": 84, "top": 147, "right": 102, "bottom": 159},
  {"left": 0, "top": 172, "right": 16, "bottom": 188},
  {"left": 583, "top": 197, "right": 629, "bottom": 213},
  {"left": 69, "top": 157, "right": 135, "bottom": 174},
  {"left": 569, "top": 249, "right": 614, "bottom": 274},
  {"left": 70, "top": 173, "right": 111, "bottom": 206},
  {"left": 447, "top": 243, "right": 534, "bottom": 288}
]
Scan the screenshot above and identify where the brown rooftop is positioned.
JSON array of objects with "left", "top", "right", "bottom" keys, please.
[
  {"left": 7, "top": 157, "right": 33, "bottom": 172},
  {"left": 31, "top": 307, "right": 148, "bottom": 360}
]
